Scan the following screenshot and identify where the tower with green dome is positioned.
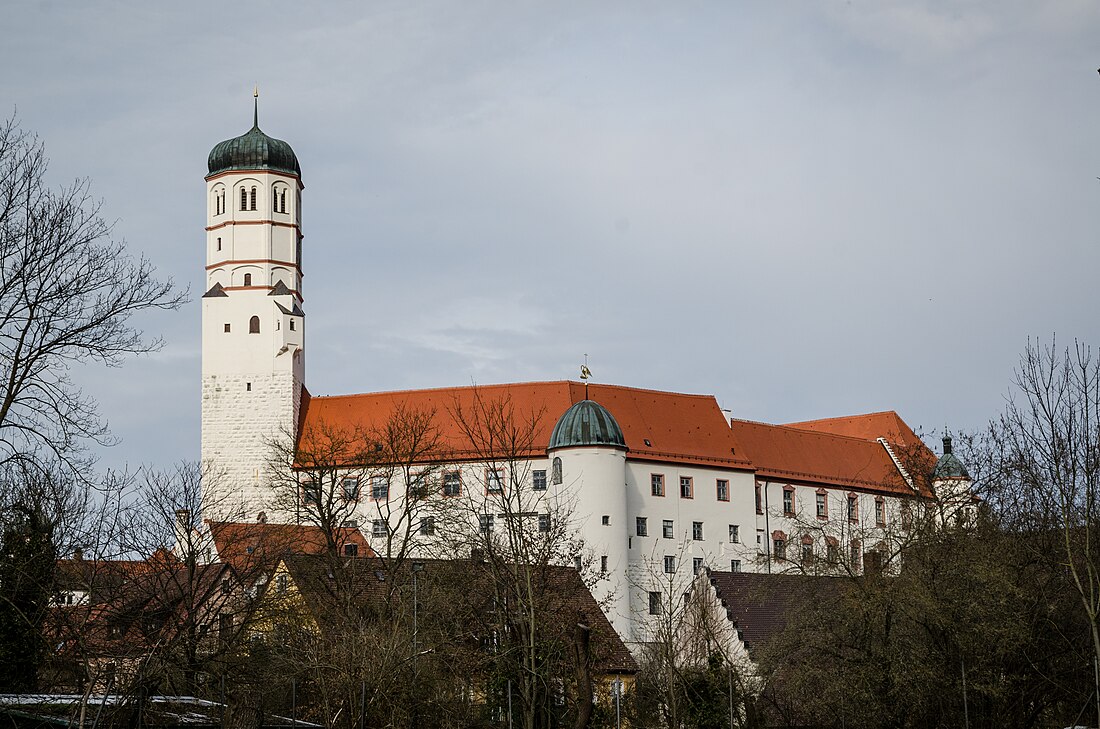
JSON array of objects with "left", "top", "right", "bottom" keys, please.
[{"left": 200, "top": 91, "right": 306, "bottom": 521}]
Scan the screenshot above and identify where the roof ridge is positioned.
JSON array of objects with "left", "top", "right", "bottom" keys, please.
[
  {"left": 308, "top": 380, "right": 719, "bottom": 402},
  {"left": 784, "top": 410, "right": 900, "bottom": 426}
]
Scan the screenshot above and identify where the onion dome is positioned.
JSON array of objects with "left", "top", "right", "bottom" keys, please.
[
  {"left": 932, "top": 435, "right": 970, "bottom": 480},
  {"left": 207, "top": 96, "right": 300, "bottom": 177},
  {"left": 548, "top": 400, "right": 626, "bottom": 450}
]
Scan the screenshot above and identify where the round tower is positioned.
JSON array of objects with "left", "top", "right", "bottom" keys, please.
[
  {"left": 201, "top": 93, "right": 305, "bottom": 521},
  {"left": 548, "top": 399, "right": 631, "bottom": 640}
]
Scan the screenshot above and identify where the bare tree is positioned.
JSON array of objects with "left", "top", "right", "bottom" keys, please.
[
  {"left": 0, "top": 113, "right": 185, "bottom": 475},
  {"left": 982, "top": 337, "right": 1100, "bottom": 722}
]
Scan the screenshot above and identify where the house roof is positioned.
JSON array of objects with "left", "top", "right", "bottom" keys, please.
[
  {"left": 783, "top": 410, "right": 922, "bottom": 448},
  {"left": 728, "top": 418, "right": 931, "bottom": 496},
  {"left": 207, "top": 521, "right": 372, "bottom": 574},
  {"left": 706, "top": 571, "right": 845, "bottom": 655},
  {"left": 276, "top": 555, "right": 637, "bottom": 675},
  {"left": 299, "top": 381, "right": 752, "bottom": 469}
]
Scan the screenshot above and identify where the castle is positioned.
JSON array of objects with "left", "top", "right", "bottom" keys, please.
[{"left": 199, "top": 101, "right": 970, "bottom": 646}]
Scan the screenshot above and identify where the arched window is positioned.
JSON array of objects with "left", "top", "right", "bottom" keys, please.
[
  {"left": 249, "top": 316, "right": 260, "bottom": 334},
  {"left": 280, "top": 189, "right": 286, "bottom": 213},
  {"left": 250, "top": 187, "right": 257, "bottom": 211},
  {"left": 243, "top": 273, "right": 252, "bottom": 286},
  {"left": 551, "top": 457, "right": 562, "bottom": 485},
  {"left": 272, "top": 185, "right": 279, "bottom": 213},
  {"left": 219, "top": 190, "right": 225, "bottom": 214},
  {"left": 240, "top": 187, "right": 247, "bottom": 211}
]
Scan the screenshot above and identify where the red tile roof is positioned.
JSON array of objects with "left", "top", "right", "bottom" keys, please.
[
  {"left": 728, "top": 418, "right": 926, "bottom": 496},
  {"left": 299, "top": 381, "right": 752, "bottom": 469},
  {"left": 207, "top": 521, "right": 372, "bottom": 573},
  {"left": 783, "top": 410, "right": 922, "bottom": 448}
]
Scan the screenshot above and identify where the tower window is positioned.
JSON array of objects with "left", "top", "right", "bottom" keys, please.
[
  {"left": 289, "top": 319, "right": 296, "bottom": 331},
  {"left": 243, "top": 273, "right": 252, "bottom": 286},
  {"left": 223, "top": 323, "right": 230, "bottom": 333},
  {"left": 551, "top": 457, "right": 562, "bottom": 485},
  {"left": 240, "top": 187, "right": 247, "bottom": 211},
  {"left": 250, "top": 186, "right": 257, "bottom": 211},
  {"left": 246, "top": 382, "right": 252, "bottom": 392},
  {"left": 249, "top": 316, "right": 260, "bottom": 334},
  {"left": 280, "top": 189, "right": 287, "bottom": 213},
  {"left": 216, "top": 237, "right": 222, "bottom": 251}
]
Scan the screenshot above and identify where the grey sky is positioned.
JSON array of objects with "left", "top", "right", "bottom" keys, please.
[{"left": 3, "top": 1, "right": 1098, "bottom": 474}]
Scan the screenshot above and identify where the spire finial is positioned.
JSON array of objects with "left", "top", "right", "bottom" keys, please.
[
  {"left": 580, "top": 354, "right": 592, "bottom": 400},
  {"left": 253, "top": 85, "right": 259, "bottom": 129}
]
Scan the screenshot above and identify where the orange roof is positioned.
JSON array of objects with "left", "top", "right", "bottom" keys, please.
[
  {"left": 208, "top": 521, "right": 372, "bottom": 573},
  {"left": 783, "top": 410, "right": 922, "bottom": 448},
  {"left": 299, "top": 381, "right": 752, "bottom": 469},
  {"left": 728, "top": 419, "right": 926, "bottom": 496}
]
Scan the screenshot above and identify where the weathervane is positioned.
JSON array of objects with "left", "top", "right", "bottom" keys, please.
[
  {"left": 252, "top": 85, "right": 259, "bottom": 128},
  {"left": 580, "top": 354, "right": 592, "bottom": 400}
]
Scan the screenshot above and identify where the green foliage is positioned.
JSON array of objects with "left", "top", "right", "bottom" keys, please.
[{"left": 0, "top": 503, "right": 57, "bottom": 691}]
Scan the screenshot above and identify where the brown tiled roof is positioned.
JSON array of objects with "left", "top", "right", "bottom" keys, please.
[
  {"left": 707, "top": 571, "right": 844, "bottom": 655},
  {"left": 208, "top": 521, "right": 372, "bottom": 573},
  {"left": 277, "top": 555, "right": 637, "bottom": 675},
  {"left": 728, "top": 418, "right": 929, "bottom": 496},
  {"left": 299, "top": 381, "right": 752, "bottom": 469}
]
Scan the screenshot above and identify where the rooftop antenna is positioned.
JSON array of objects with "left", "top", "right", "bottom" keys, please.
[
  {"left": 580, "top": 354, "right": 592, "bottom": 400},
  {"left": 253, "top": 85, "right": 259, "bottom": 128}
]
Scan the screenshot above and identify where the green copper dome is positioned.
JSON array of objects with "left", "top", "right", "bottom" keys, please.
[
  {"left": 208, "top": 101, "right": 300, "bottom": 177},
  {"left": 933, "top": 436, "right": 970, "bottom": 480},
  {"left": 548, "top": 400, "right": 626, "bottom": 450}
]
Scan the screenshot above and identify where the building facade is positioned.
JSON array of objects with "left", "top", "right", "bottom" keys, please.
[{"left": 198, "top": 108, "right": 968, "bottom": 648}]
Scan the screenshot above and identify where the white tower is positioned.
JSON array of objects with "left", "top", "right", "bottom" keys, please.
[{"left": 201, "top": 93, "right": 305, "bottom": 521}]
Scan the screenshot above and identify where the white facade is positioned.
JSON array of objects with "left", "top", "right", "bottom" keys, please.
[{"left": 201, "top": 165, "right": 306, "bottom": 521}]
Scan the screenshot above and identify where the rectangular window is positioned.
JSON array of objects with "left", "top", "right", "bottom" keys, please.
[
  {"left": 342, "top": 477, "right": 359, "bottom": 500},
  {"left": 343, "top": 543, "right": 358, "bottom": 557},
  {"left": 680, "top": 476, "right": 693, "bottom": 499},
  {"left": 755, "top": 484, "right": 762, "bottom": 513},
  {"left": 538, "top": 513, "right": 550, "bottom": 533},
  {"left": 651, "top": 474, "right": 665, "bottom": 497},
  {"left": 443, "top": 471, "right": 461, "bottom": 497},
  {"left": 302, "top": 481, "right": 320, "bottom": 506},
  {"left": 371, "top": 476, "right": 389, "bottom": 500},
  {"left": 276, "top": 574, "right": 288, "bottom": 594},
  {"left": 223, "top": 323, "right": 231, "bottom": 333},
  {"left": 662, "top": 519, "right": 674, "bottom": 540},
  {"left": 782, "top": 488, "right": 794, "bottom": 515},
  {"left": 693, "top": 557, "right": 704, "bottom": 575},
  {"left": 419, "top": 516, "right": 435, "bottom": 536},
  {"left": 692, "top": 521, "right": 703, "bottom": 541},
  {"left": 479, "top": 514, "right": 494, "bottom": 534},
  {"left": 847, "top": 495, "right": 859, "bottom": 522},
  {"left": 875, "top": 498, "right": 886, "bottom": 527},
  {"left": 636, "top": 517, "right": 648, "bottom": 537},
  {"left": 827, "top": 542, "right": 840, "bottom": 563},
  {"left": 663, "top": 555, "right": 676, "bottom": 574},
  {"left": 850, "top": 542, "right": 861, "bottom": 572},
  {"left": 602, "top": 515, "right": 611, "bottom": 526},
  {"left": 600, "top": 556, "right": 608, "bottom": 573},
  {"left": 801, "top": 540, "right": 813, "bottom": 565},
  {"left": 532, "top": 469, "right": 547, "bottom": 491},
  {"left": 486, "top": 468, "right": 504, "bottom": 493},
  {"left": 574, "top": 555, "right": 583, "bottom": 571},
  {"left": 728, "top": 524, "right": 740, "bottom": 543},
  {"left": 372, "top": 519, "right": 386, "bottom": 538},
  {"left": 773, "top": 537, "right": 786, "bottom": 561},
  {"left": 816, "top": 492, "right": 827, "bottom": 518},
  {"left": 716, "top": 479, "right": 729, "bottom": 501},
  {"left": 730, "top": 559, "right": 742, "bottom": 573},
  {"left": 648, "top": 591, "right": 662, "bottom": 615}
]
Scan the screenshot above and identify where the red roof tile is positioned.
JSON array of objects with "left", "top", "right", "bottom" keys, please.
[
  {"left": 783, "top": 410, "right": 921, "bottom": 447},
  {"left": 208, "top": 521, "right": 372, "bottom": 573},
  {"left": 299, "top": 381, "right": 752, "bottom": 469},
  {"left": 728, "top": 419, "right": 924, "bottom": 496}
]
